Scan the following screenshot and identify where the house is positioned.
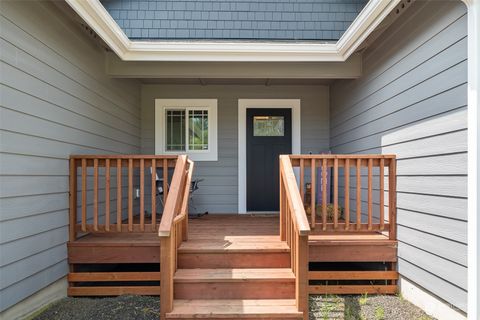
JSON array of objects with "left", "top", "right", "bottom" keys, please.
[{"left": 0, "top": 0, "right": 479, "bottom": 319}]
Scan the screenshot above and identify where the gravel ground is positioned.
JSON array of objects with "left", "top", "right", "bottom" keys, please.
[
  {"left": 309, "top": 294, "right": 435, "bottom": 320},
  {"left": 30, "top": 296, "right": 159, "bottom": 320},
  {"left": 31, "top": 294, "right": 434, "bottom": 320}
]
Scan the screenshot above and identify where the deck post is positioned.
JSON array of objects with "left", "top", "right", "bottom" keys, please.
[
  {"left": 279, "top": 166, "right": 286, "bottom": 241},
  {"left": 296, "top": 235, "right": 309, "bottom": 320},
  {"left": 69, "top": 158, "right": 77, "bottom": 241},
  {"left": 388, "top": 157, "right": 397, "bottom": 240},
  {"left": 160, "top": 236, "right": 173, "bottom": 320}
]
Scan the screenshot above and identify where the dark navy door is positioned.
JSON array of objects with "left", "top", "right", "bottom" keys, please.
[{"left": 247, "top": 108, "right": 292, "bottom": 211}]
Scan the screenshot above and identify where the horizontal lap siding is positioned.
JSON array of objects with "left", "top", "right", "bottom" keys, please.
[
  {"left": 330, "top": 1, "right": 467, "bottom": 312},
  {"left": 141, "top": 85, "right": 329, "bottom": 213},
  {"left": 0, "top": 1, "right": 141, "bottom": 312}
]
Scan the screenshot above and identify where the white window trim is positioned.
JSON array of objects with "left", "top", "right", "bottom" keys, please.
[
  {"left": 238, "top": 99, "right": 301, "bottom": 214},
  {"left": 155, "top": 99, "right": 218, "bottom": 161}
]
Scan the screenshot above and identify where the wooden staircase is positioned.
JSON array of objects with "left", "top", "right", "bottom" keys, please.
[{"left": 166, "top": 236, "right": 303, "bottom": 319}]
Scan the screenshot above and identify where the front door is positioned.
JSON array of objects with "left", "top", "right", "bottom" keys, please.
[{"left": 247, "top": 108, "right": 292, "bottom": 211}]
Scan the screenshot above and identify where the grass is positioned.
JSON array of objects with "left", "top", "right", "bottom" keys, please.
[
  {"left": 310, "top": 294, "right": 434, "bottom": 320},
  {"left": 359, "top": 292, "right": 369, "bottom": 306},
  {"left": 374, "top": 306, "right": 385, "bottom": 320}
]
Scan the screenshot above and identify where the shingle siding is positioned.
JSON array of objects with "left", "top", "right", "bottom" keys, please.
[
  {"left": 101, "top": 0, "right": 367, "bottom": 41},
  {"left": 330, "top": 0, "right": 468, "bottom": 313}
]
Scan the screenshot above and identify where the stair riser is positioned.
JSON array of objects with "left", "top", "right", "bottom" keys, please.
[
  {"left": 178, "top": 253, "right": 290, "bottom": 268},
  {"left": 174, "top": 282, "right": 295, "bottom": 299}
]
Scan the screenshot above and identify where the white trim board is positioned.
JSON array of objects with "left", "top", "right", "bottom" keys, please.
[
  {"left": 463, "top": 0, "right": 479, "bottom": 319},
  {"left": 399, "top": 276, "right": 466, "bottom": 320},
  {"left": 64, "top": 0, "right": 401, "bottom": 62},
  {"left": 238, "top": 99, "right": 301, "bottom": 214},
  {"left": 0, "top": 277, "right": 67, "bottom": 320}
]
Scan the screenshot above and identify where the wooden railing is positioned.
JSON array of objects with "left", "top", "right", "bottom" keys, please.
[
  {"left": 289, "top": 154, "right": 396, "bottom": 239},
  {"left": 68, "top": 155, "right": 178, "bottom": 241},
  {"left": 279, "top": 155, "right": 310, "bottom": 319},
  {"left": 158, "top": 155, "right": 193, "bottom": 320}
]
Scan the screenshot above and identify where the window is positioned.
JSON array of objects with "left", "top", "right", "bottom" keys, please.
[
  {"left": 155, "top": 99, "right": 217, "bottom": 161},
  {"left": 253, "top": 116, "right": 285, "bottom": 136}
]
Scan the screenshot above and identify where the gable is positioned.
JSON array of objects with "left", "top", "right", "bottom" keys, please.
[{"left": 100, "top": 0, "right": 367, "bottom": 41}]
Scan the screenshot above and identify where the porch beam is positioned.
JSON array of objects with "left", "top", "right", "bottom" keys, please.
[{"left": 105, "top": 53, "right": 362, "bottom": 79}]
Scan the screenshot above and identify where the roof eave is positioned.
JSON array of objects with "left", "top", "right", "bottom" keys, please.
[{"left": 65, "top": 0, "right": 401, "bottom": 62}]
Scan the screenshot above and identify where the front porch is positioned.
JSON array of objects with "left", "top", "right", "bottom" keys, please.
[{"left": 67, "top": 154, "right": 397, "bottom": 319}]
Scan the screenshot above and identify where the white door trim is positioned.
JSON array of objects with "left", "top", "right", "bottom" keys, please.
[{"left": 238, "top": 99, "right": 301, "bottom": 214}]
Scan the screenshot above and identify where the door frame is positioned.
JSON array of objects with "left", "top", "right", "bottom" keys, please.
[{"left": 238, "top": 99, "right": 301, "bottom": 214}]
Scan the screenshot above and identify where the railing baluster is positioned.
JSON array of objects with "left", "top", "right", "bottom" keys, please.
[
  {"left": 368, "top": 158, "right": 373, "bottom": 231},
  {"left": 310, "top": 159, "right": 316, "bottom": 228},
  {"left": 117, "top": 159, "right": 122, "bottom": 232},
  {"left": 81, "top": 158, "right": 87, "bottom": 232},
  {"left": 151, "top": 159, "right": 157, "bottom": 228},
  {"left": 344, "top": 158, "right": 350, "bottom": 231},
  {"left": 280, "top": 171, "right": 286, "bottom": 241},
  {"left": 105, "top": 159, "right": 110, "bottom": 232},
  {"left": 388, "top": 158, "right": 397, "bottom": 240},
  {"left": 379, "top": 158, "right": 385, "bottom": 231},
  {"left": 333, "top": 158, "right": 338, "bottom": 229},
  {"left": 128, "top": 158, "right": 133, "bottom": 232},
  {"left": 93, "top": 159, "right": 99, "bottom": 231},
  {"left": 356, "top": 158, "right": 361, "bottom": 230},
  {"left": 322, "top": 158, "right": 327, "bottom": 231},
  {"left": 140, "top": 158, "right": 145, "bottom": 231},
  {"left": 300, "top": 159, "right": 304, "bottom": 200},
  {"left": 163, "top": 158, "right": 168, "bottom": 204}
]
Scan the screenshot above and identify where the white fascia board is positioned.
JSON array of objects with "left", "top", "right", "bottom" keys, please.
[
  {"left": 337, "top": 0, "right": 401, "bottom": 59},
  {"left": 65, "top": 0, "right": 399, "bottom": 62}
]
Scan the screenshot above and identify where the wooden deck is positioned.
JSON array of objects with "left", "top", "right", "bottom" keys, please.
[
  {"left": 68, "top": 214, "right": 398, "bottom": 299},
  {"left": 68, "top": 154, "right": 397, "bottom": 319}
]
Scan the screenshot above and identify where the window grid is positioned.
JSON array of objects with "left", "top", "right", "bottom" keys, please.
[
  {"left": 165, "top": 107, "right": 209, "bottom": 152},
  {"left": 166, "top": 110, "right": 185, "bottom": 151},
  {"left": 189, "top": 110, "right": 209, "bottom": 150}
]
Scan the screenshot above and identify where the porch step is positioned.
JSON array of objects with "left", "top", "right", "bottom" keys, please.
[
  {"left": 177, "top": 236, "right": 291, "bottom": 268},
  {"left": 174, "top": 268, "right": 295, "bottom": 299},
  {"left": 165, "top": 299, "right": 303, "bottom": 319}
]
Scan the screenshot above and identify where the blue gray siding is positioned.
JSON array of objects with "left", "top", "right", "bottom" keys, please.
[
  {"left": 330, "top": 0, "right": 467, "bottom": 313},
  {"left": 0, "top": 1, "right": 141, "bottom": 312},
  {"left": 141, "top": 85, "right": 330, "bottom": 213},
  {"left": 101, "top": 0, "right": 367, "bottom": 40}
]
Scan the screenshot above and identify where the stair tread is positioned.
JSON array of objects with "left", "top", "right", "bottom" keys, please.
[
  {"left": 174, "top": 268, "right": 295, "bottom": 282},
  {"left": 166, "top": 299, "right": 303, "bottom": 318},
  {"left": 178, "top": 238, "right": 289, "bottom": 253}
]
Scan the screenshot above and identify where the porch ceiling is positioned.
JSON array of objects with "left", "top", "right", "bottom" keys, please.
[
  {"left": 139, "top": 78, "right": 334, "bottom": 86},
  {"left": 106, "top": 52, "right": 362, "bottom": 79}
]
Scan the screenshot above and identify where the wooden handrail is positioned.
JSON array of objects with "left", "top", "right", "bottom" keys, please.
[
  {"left": 280, "top": 155, "right": 311, "bottom": 236},
  {"left": 158, "top": 155, "right": 188, "bottom": 237},
  {"left": 158, "top": 156, "right": 193, "bottom": 320},
  {"left": 279, "top": 155, "right": 310, "bottom": 319},
  {"left": 288, "top": 154, "right": 397, "bottom": 239},
  {"left": 68, "top": 155, "right": 179, "bottom": 239}
]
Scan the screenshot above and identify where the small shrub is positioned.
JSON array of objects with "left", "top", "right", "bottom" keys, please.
[
  {"left": 359, "top": 292, "right": 369, "bottom": 306},
  {"left": 375, "top": 306, "right": 385, "bottom": 320}
]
